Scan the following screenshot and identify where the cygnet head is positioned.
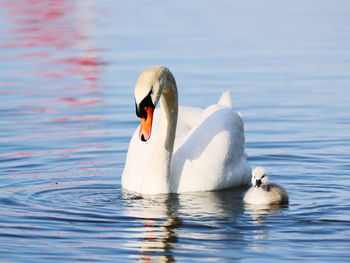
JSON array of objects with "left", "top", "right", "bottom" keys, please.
[{"left": 251, "top": 167, "right": 268, "bottom": 188}]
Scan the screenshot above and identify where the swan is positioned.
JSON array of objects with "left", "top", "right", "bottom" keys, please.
[
  {"left": 122, "top": 66, "right": 251, "bottom": 194},
  {"left": 244, "top": 167, "right": 289, "bottom": 205}
]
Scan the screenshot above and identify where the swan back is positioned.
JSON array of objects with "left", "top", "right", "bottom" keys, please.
[{"left": 171, "top": 104, "right": 250, "bottom": 192}]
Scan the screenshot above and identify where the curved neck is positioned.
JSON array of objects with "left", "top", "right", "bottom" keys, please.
[
  {"left": 141, "top": 73, "right": 178, "bottom": 194},
  {"left": 159, "top": 78, "right": 178, "bottom": 156}
]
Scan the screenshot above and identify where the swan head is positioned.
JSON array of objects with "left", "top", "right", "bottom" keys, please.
[
  {"left": 134, "top": 66, "right": 169, "bottom": 141},
  {"left": 251, "top": 167, "right": 268, "bottom": 188}
]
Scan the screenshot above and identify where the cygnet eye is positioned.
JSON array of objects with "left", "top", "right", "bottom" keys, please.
[{"left": 261, "top": 175, "right": 265, "bottom": 178}]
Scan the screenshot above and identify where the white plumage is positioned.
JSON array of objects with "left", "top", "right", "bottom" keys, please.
[
  {"left": 244, "top": 167, "right": 289, "bottom": 205},
  {"left": 122, "top": 66, "right": 251, "bottom": 194}
]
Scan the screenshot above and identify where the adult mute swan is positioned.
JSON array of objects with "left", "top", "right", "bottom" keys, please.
[
  {"left": 244, "top": 167, "right": 289, "bottom": 205},
  {"left": 122, "top": 66, "right": 251, "bottom": 194}
]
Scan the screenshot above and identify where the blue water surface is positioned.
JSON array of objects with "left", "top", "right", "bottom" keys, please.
[{"left": 1, "top": 0, "right": 350, "bottom": 262}]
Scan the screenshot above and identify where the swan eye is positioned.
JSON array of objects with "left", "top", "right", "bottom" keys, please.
[{"left": 136, "top": 90, "right": 154, "bottom": 118}]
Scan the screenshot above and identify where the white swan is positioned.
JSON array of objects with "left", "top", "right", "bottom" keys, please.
[
  {"left": 122, "top": 66, "right": 251, "bottom": 194},
  {"left": 244, "top": 167, "right": 289, "bottom": 205}
]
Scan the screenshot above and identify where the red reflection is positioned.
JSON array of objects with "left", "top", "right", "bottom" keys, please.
[
  {"left": 1, "top": 0, "right": 107, "bottom": 144},
  {"left": 1, "top": 0, "right": 111, "bottom": 188},
  {"left": 47, "top": 55, "right": 108, "bottom": 82},
  {"left": 3, "top": 152, "right": 37, "bottom": 158},
  {"left": 56, "top": 97, "right": 102, "bottom": 107},
  {"left": 56, "top": 56, "right": 107, "bottom": 67},
  {"left": 0, "top": 0, "right": 74, "bottom": 49},
  {"left": 52, "top": 117, "right": 70, "bottom": 122},
  {"left": 1, "top": 0, "right": 107, "bottom": 87}
]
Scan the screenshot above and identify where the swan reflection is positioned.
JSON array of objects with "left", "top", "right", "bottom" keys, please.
[
  {"left": 244, "top": 203, "right": 288, "bottom": 251},
  {"left": 122, "top": 188, "right": 246, "bottom": 262},
  {"left": 122, "top": 193, "right": 179, "bottom": 262},
  {"left": 245, "top": 204, "right": 287, "bottom": 225}
]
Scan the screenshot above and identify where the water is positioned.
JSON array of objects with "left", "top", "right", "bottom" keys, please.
[{"left": 1, "top": 0, "right": 350, "bottom": 262}]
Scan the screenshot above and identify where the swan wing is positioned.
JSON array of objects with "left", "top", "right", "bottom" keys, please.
[
  {"left": 171, "top": 103, "right": 251, "bottom": 192},
  {"left": 123, "top": 92, "right": 251, "bottom": 193}
]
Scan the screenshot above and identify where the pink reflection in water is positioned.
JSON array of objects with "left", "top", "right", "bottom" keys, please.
[
  {"left": 1, "top": 0, "right": 107, "bottom": 86},
  {"left": 0, "top": 0, "right": 74, "bottom": 49},
  {"left": 1, "top": 1, "right": 113, "bottom": 189},
  {"left": 1, "top": 0, "right": 109, "bottom": 147},
  {"left": 56, "top": 97, "right": 102, "bottom": 107}
]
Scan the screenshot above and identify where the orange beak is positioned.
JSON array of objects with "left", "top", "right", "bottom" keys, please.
[{"left": 139, "top": 106, "right": 154, "bottom": 141}]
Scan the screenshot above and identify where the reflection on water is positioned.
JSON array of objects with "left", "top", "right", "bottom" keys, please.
[
  {"left": 0, "top": 0, "right": 110, "bottom": 182},
  {"left": 245, "top": 204, "right": 288, "bottom": 226},
  {"left": 123, "top": 194, "right": 180, "bottom": 263},
  {"left": 1, "top": 0, "right": 350, "bottom": 262},
  {"left": 244, "top": 203, "right": 289, "bottom": 252},
  {"left": 122, "top": 188, "right": 247, "bottom": 262},
  {"left": 1, "top": 0, "right": 105, "bottom": 87}
]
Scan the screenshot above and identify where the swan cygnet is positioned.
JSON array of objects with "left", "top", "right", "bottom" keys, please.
[{"left": 243, "top": 167, "right": 289, "bottom": 205}]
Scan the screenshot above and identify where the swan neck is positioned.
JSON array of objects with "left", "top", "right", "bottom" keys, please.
[
  {"left": 160, "top": 80, "right": 178, "bottom": 153},
  {"left": 156, "top": 75, "right": 178, "bottom": 172},
  {"left": 142, "top": 71, "right": 178, "bottom": 194}
]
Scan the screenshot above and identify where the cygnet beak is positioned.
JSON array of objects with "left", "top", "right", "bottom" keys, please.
[{"left": 255, "top": 179, "right": 262, "bottom": 188}]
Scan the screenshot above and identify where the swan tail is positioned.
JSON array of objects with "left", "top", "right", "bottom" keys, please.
[{"left": 217, "top": 91, "right": 232, "bottom": 108}]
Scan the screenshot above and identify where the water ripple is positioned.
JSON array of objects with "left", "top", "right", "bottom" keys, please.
[{"left": 1, "top": 0, "right": 350, "bottom": 262}]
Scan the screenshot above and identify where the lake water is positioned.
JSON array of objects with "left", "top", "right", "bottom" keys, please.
[{"left": 1, "top": 0, "right": 350, "bottom": 262}]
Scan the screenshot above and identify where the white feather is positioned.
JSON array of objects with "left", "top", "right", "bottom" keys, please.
[{"left": 122, "top": 66, "right": 251, "bottom": 194}]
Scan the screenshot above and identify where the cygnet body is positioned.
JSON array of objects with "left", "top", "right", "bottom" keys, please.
[{"left": 244, "top": 167, "right": 288, "bottom": 205}]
